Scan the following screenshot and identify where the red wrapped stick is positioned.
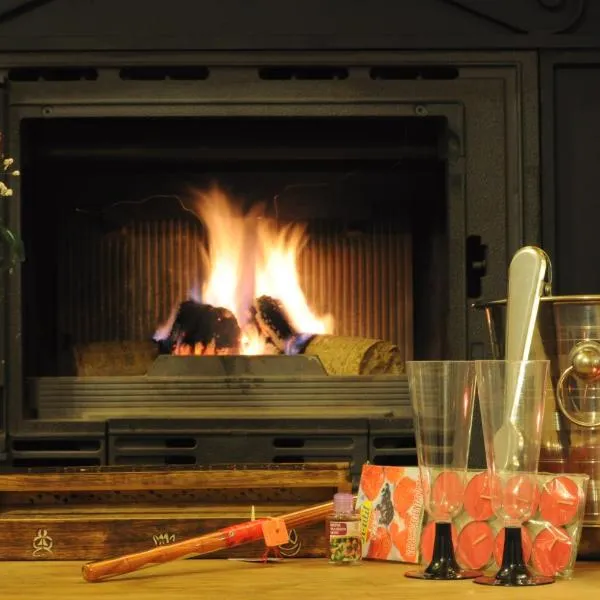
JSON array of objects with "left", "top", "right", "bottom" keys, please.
[{"left": 82, "top": 499, "right": 336, "bottom": 582}]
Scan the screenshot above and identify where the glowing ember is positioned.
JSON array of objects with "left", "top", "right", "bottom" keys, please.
[
  {"left": 173, "top": 341, "right": 236, "bottom": 356},
  {"left": 155, "top": 186, "right": 333, "bottom": 355}
]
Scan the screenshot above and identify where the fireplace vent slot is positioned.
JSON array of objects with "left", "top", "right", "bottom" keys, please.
[
  {"left": 114, "top": 455, "right": 197, "bottom": 466},
  {"left": 12, "top": 457, "right": 102, "bottom": 468},
  {"left": 370, "top": 455, "right": 418, "bottom": 467},
  {"left": 113, "top": 437, "right": 197, "bottom": 450},
  {"left": 8, "top": 67, "right": 98, "bottom": 81},
  {"left": 9, "top": 437, "right": 106, "bottom": 468},
  {"left": 258, "top": 67, "right": 349, "bottom": 80},
  {"left": 369, "top": 66, "right": 459, "bottom": 80},
  {"left": 369, "top": 420, "right": 417, "bottom": 467},
  {"left": 119, "top": 67, "right": 210, "bottom": 81},
  {"left": 371, "top": 436, "right": 416, "bottom": 450},
  {"left": 12, "top": 439, "right": 102, "bottom": 452},
  {"left": 273, "top": 437, "right": 355, "bottom": 449},
  {"left": 273, "top": 455, "right": 354, "bottom": 465}
]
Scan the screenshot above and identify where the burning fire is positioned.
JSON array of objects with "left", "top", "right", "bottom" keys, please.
[{"left": 155, "top": 186, "right": 333, "bottom": 355}]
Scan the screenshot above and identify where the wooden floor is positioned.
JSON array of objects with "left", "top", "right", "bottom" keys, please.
[{"left": 4, "top": 560, "right": 600, "bottom": 599}]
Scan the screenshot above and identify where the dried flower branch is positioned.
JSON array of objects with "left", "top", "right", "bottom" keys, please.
[
  {"left": 0, "top": 181, "right": 12, "bottom": 197},
  {"left": 0, "top": 133, "right": 25, "bottom": 273},
  {"left": 1, "top": 152, "right": 19, "bottom": 197}
]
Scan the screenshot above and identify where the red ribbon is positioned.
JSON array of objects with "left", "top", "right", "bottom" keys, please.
[{"left": 221, "top": 520, "right": 265, "bottom": 548}]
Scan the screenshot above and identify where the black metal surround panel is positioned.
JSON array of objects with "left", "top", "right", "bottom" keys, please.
[
  {"left": 0, "top": 0, "right": 596, "bottom": 51},
  {"left": 540, "top": 51, "right": 600, "bottom": 295},
  {"left": 1, "top": 0, "right": 595, "bottom": 468}
]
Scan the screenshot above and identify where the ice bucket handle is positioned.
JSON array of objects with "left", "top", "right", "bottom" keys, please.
[{"left": 557, "top": 340, "right": 600, "bottom": 428}]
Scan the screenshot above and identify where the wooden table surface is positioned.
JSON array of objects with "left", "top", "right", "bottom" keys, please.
[{"left": 4, "top": 560, "right": 600, "bottom": 599}]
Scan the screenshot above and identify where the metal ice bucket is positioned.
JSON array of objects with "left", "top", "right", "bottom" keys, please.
[{"left": 476, "top": 295, "right": 600, "bottom": 556}]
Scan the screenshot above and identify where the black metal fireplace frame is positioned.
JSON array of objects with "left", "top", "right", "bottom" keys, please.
[{"left": 0, "top": 49, "right": 539, "bottom": 468}]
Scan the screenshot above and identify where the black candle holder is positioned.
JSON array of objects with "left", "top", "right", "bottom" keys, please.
[
  {"left": 406, "top": 522, "right": 480, "bottom": 580},
  {"left": 474, "top": 527, "right": 553, "bottom": 586}
]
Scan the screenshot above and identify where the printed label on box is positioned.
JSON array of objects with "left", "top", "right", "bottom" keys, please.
[{"left": 356, "top": 464, "right": 424, "bottom": 563}]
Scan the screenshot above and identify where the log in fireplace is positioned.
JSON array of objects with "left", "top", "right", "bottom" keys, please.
[{"left": 0, "top": 0, "right": 596, "bottom": 479}]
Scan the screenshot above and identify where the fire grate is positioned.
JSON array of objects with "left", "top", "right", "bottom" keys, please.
[
  {"left": 147, "top": 355, "right": 327, "bottom": 377},
  {"left": 30, "top": 374, "right": 409, "bottom": 420}
]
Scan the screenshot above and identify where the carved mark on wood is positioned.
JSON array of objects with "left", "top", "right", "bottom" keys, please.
[
  {"left": 153, "top": 532, "right": 176, "bottom": 546},
  {"left": 442, "top": 0, "right": 587, "bottom": 34},
  {"left": 32, "top": 528, "right": 53, "bottom": 557},
  {"left": 277, "top": 528, "right": 302, "bottom": 557}
]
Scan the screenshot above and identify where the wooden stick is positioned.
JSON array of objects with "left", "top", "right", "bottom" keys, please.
[{"left": 82, "top": 499, "right": 335, "bottom": 582}]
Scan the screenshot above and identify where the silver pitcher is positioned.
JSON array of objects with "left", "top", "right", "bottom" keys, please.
[{"left": 477, "top": 289, "right": 600, "bottom": 557}]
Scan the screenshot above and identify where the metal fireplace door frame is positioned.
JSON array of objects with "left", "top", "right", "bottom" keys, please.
[{"left": 0, "top": 50, "right": 540, "bottom": 468}]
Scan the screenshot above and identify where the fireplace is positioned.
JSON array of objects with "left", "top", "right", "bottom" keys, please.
[
  {"left": 0, "top": 1, "right": 549, "bottom": 476},
  {"left": 23, "top": 115, "right": 432, "bottom": 369}
]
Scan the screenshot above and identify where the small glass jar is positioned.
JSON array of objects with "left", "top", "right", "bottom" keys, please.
[{"left": 327, "top": 492, "right": 362, "bottom": 565}]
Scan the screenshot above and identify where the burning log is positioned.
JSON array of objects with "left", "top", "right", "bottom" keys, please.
[
  {"left": 301, "top": 335, "right": 404, "bottom": 376},
  {"left": 73, "top": 295, "right": 403, "bottom": 376},
  {"left": 253, "top": 295, "right": 297, "bottom": 352},
  {"left": 157, "top": 300, "right": 241, "bottom": 355},
  {"left": 253, "top": 295, "right": 404, "bottom": 375}
]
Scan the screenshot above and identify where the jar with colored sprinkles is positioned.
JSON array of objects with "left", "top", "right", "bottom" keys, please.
[{"left": 327, "top": 492, "right": 362, "bottom": 565}]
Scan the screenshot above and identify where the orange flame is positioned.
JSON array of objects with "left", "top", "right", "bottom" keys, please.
[
  {"left": 255, "top": 220, "right": 333, "bottom": 335},
  {"left": 158, "top": 186, "right": 333, "bottom": 355}
]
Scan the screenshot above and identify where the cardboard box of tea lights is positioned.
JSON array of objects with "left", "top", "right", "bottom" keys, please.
[
  {"left": 356, "top": 464, "right": 425, "bottom": 562},
  {"left": 356, "top": 464, "right": 589, "bottom": 578}
]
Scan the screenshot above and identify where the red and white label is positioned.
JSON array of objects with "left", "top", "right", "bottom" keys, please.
[{"left": 330, "top": 521, "right": 360, "bottom": 537}]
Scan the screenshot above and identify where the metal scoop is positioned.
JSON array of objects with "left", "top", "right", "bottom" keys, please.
[{"left": 494, "top": 246, "right": 548, "bottom": 469}]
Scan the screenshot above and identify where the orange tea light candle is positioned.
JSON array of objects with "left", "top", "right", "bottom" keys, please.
[
  {"left": 501, "top": 474, "right": 540, "bottom": 520},
  {"left": 464, "top": 472, "right": 494, "bottom": 521},
  {"left": 457, "top": 521, "right": 494, "bottom": 570},
  {"left": 532, "top": 527, "right": 572, "bottom": 576},
  {"left": 539, "top": 476, "right": 581, "bottom": 527},
  {"left": 431, "top": 471, "right": 464, "bottom": 520}
]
